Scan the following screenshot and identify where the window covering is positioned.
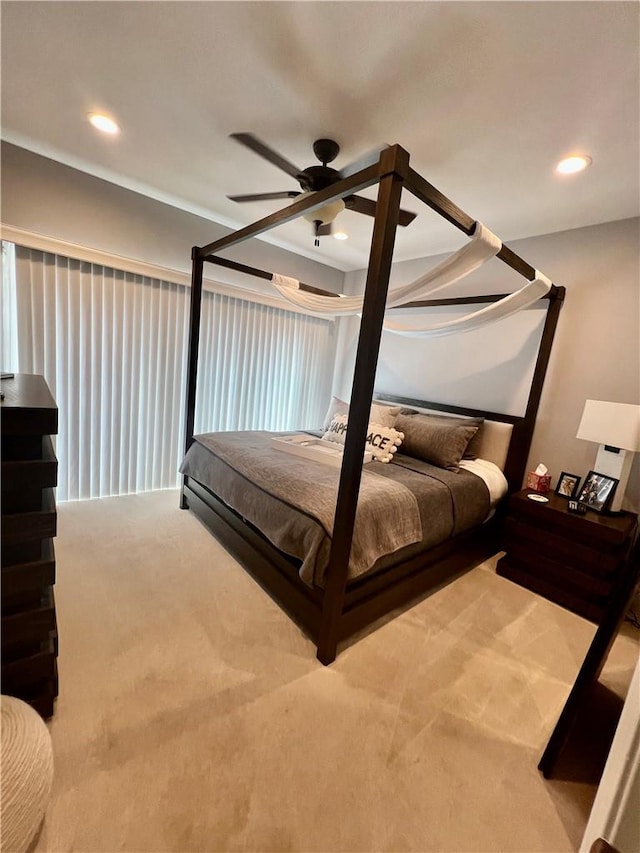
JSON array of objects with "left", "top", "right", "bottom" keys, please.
[{"left": 7, "top": 244, "right": 334, "bottom": 501}]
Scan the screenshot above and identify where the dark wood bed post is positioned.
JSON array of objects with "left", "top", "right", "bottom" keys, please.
[
  {"left": 180, "top": 247, "right": 205, "bottom": 509},
  {"left": 316, "top": 145, "right": 410, "bottom": 665},
  {"left": 503, "top": 284, "right": 565, "bottom": 489}
]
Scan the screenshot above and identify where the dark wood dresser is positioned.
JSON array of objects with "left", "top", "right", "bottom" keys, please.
[
  {"left": 1, "top": 373, "right": 59, "bottom": 718},
  {"left": 497, "top": 489, "right": 638, "bottom": 623}
]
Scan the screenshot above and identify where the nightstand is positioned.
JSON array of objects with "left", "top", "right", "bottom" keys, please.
[{"left": 497, "top": 489, "right": 638, "bottom": 622}]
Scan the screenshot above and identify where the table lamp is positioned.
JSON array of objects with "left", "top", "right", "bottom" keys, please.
[{"left": 576, "top": 400, "right": 640, "bottom": 512}]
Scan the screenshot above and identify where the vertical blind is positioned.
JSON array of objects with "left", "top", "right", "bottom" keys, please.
[
  {"left": 6, "top": 244, "right": 335, "bottom": 501},
  {"left": 1, "top": 241, "right": 19, "bottom": 371}
]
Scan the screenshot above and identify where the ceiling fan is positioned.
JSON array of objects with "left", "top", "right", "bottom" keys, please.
[{"left": 227, "top": 133, "right": 417, "bottom": 245}]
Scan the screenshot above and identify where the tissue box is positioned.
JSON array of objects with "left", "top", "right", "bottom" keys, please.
[{"left": 526, "top": 471, "right": 552, "bottom": 493}]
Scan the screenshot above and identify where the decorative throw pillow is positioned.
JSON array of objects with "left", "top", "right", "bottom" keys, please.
[
  {"left": 365, "top": 421, "right": 404, "bottom": 462},
  {"left": 395, "top": 413, "right": 480, "bottom": 471},
  {"left": 323, "top": 413, "right": 350, "bottom": 444},
  {"left": 321, "top": 396, "right": 401, "bottom": 431},
  {"left": 322, "top": 414, "right": 404, "bottom": 463},
  {"left": 398, "top": 411, "right": 484, "bottom": 459}
]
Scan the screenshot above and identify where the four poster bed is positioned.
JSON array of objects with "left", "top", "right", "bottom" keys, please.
[{"left": 179, "top": 144, "right": 565, "bottom": 664}]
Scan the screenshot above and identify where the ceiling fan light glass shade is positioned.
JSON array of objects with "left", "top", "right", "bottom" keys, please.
[{"left": 298, "top": 191, "right": 345, "bottom": 225}]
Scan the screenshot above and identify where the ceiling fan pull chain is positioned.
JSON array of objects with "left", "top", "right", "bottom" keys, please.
[{"left": 314, "top": 220, "right": 321, "bottom": 247}]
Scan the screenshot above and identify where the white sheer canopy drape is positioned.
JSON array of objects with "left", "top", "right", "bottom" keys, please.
[
  {"left": 270, "top": 221, "right": 552, "bottom": 336},
  {"left": 6, "top": 244, "right": 334, "bottom": 501}
]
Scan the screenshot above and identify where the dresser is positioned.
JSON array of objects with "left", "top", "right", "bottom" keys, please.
[
  {"left": 497, "top": 489, "right": 637, "bottom": 623},
  {"left": 1, "top": 374, "right": 59, "bottom": 718}
]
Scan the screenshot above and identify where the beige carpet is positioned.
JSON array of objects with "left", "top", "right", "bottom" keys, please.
[{"left": 34, "top": 490, "right": 638, "bottom": 852}]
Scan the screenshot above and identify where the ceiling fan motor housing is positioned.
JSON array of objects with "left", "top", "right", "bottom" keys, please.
[
  {"left": 297, "top": 138, "right": 342, "bottom": 191},
  {"left": 297, "top": 165, "right": 341, "bottom": 192}
]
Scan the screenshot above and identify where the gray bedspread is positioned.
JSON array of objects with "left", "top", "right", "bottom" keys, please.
[{"left": 180, "top": 431, "right": 490, "bottom": 587}]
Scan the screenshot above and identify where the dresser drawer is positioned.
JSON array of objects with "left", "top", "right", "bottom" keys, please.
[
  {"left": 1, "top": 488, "right": 56, "bottom": 544},
  {"left": 508, "top": 494, "right": 635, "bottom": 549},
  {"left": 1, "top": 539, "right": 56, "bottom": 597},
  {"left": 1, "top": 435, "right": 58, "bottom": 491},
  {"left": 497, "top": 555, "right": 605, "bottom": 622},
  {"left": 503, "top": 541, "right": 612, "bottom": 603},
  {"left": 17, "top": 659, "right": 59, "bottom": 720},
  {"left": 1, "top": 634, "right": 57, "bottom": 693},
  {"left": 2, "top": 585, "right": 56, "bottom": 650},
  {"left": 503, "top": 516, "right": 620, "bottom": 577}
]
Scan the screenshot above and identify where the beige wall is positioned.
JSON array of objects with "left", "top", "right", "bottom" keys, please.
[
  {"left": 516, "top": 218, "right": 639, "bottom": 509},
  {"left": 0, "top": 142, "right": 344, "bottom": 294},
  {"left": 337, "top": 218, "right": 640, "bottom": 509}
]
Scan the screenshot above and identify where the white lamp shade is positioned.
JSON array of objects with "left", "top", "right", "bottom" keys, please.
[{"left": 576, "top": 400, "right": 640, "bottom": 451}]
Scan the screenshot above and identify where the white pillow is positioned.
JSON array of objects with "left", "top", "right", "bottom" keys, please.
[
  {"left": 323, "top": 414, "right": 404, "bottom": 463},
  {"left": 321, "top": 396, "right": 401, "bottom": 431},
  {"left": 323, "top": 413, "right": 349, "bottom": 444}
]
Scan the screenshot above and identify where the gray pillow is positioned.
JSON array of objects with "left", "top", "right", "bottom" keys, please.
[
  {"left": 395, "top": 413, "right": 481, "bottom": 471},
  {"left": 398, "top": 411, "right": 484, "bottom": 459}
]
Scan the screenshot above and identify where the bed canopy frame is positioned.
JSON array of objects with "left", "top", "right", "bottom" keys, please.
[{"left": 181, "top": 144, "right": 565, "bottom": 664}]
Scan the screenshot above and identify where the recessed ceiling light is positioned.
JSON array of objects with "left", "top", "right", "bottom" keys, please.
[
  {"left": 88, "top": 113, "right": 120, "bottom": 135},
  {"left": 333, "top": 231, "right": 349, "bottom": 241},
  {"left": 555, "top": 154, "right": 592, "bottom": 175}
]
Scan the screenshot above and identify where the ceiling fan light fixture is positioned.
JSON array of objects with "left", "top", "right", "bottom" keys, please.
[{"left": 298, "top": 191, "right": 346, "bottom": 225}]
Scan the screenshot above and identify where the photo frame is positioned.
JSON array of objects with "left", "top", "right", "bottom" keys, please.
[
  {"left": 555, "top": 471, "right": 581, "bottom": 499},
  {"left": 576, "top": 470, "right": 619, "bottom": 513}
]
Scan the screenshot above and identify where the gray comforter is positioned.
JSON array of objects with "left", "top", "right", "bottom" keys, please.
[{"left": 180, "top": 431, "right": 490, "bottom": 587}]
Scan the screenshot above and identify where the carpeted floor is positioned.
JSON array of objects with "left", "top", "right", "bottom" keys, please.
[{"left": 34, "top": 489, "right": 638, "bottom": 852}]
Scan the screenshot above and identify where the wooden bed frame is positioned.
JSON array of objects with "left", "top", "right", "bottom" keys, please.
[{"left": 180, "top": 144, "right": 565, "bottom": 664}]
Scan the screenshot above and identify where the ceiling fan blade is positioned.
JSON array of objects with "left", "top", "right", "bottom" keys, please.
[
  {"left": 227, "top": 191, "right": 300, "bottom": 203},
  {"left": 317, "top": 223, "right": 332, "bottom": 237},
  {"left": 345, "top": 195, "right": 417, "bottom": 227},
  {"left": 397, "top": 208, "right": 417, "bottom": 227},
  {"left": 230, "top": 133, "right": 302, "bottom": 180}
]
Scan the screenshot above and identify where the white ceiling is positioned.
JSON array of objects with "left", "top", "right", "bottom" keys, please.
[{"left": 2, "top": 1, "right": 638, "bottom": 272}]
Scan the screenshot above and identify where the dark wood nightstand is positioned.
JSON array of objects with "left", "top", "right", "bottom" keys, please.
[{"left": 497, "top": 489, "right": 638, "bottom": 622}]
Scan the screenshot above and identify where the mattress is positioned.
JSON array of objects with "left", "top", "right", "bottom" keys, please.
[{"left": 180, "top": 431, "right": 503, "bottom": 587}]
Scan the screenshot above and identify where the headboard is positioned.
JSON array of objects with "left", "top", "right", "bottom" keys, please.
[{"left": 376, "top": 392, "right": 528, "bottom": 493}]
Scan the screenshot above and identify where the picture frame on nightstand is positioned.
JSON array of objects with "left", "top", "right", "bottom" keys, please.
[
  {"left": 576, "top": 470, "right": 619, "bottom": 513},
  {"left": 556, "top": 471, "right": 581, "bottom": 499}
]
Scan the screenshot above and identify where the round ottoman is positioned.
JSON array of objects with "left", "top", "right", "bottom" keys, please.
[{"left": 1, "top": 696, "right": 54, "bottom": 853}]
